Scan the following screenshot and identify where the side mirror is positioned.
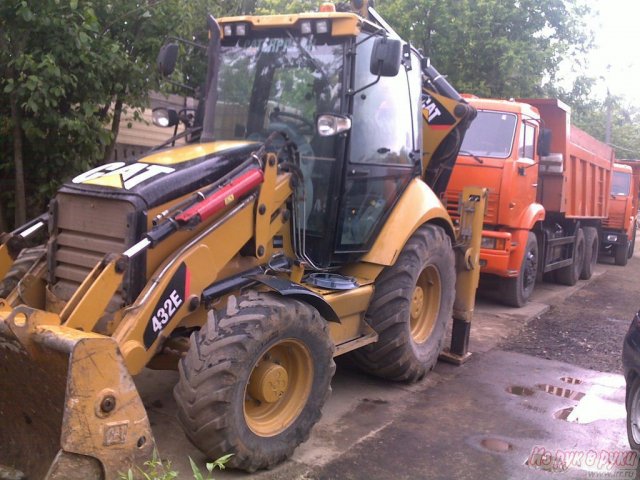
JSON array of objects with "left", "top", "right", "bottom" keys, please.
[
  {"left": 370, "top": 37, "right": 401, "bottom": 77},
  {"left": 157, "top": 43, "right": 178, "bottom": 76},
  {"left": 537, "top": 128, "right": 552, "bottom": 157}
]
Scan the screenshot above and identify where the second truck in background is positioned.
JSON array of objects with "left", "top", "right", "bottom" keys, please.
[{"left": 446, "top": 97, "right": 616, "bottom": 307}]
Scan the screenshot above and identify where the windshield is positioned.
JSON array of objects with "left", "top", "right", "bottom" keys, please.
[
  {"left": 213, "top": 34, "right": 343, "bottom": 143},
  {"left": 460, "top": 111, "right": 517, "bottom": 159},
  {"left": 210, "top": 33, "right": 345, "bottom": 246},
  {"left": 612, "top": 171, "right": 631, "bottom": 196}
]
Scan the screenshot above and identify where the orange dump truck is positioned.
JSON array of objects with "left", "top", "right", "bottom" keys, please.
[
  {"left": 445, "top": 97, "right": 615, "bottom": 306},
  {"left": 600, "top": 161, "right": 640, "bottom": 265}
]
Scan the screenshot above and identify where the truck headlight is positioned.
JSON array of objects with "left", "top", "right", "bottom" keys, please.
[
  {"left": 481, "top": 237, "right": 496, "bottom": 249},
  {"left": 607, "top": 234, "right": 618, "bottom": 242}
]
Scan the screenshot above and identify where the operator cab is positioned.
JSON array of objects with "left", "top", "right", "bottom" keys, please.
[{"left": 158, "top": 13, "right": 424, "bottom": 268}]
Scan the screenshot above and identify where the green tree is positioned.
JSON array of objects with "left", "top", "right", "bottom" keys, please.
[{"left": 377, "top": 0, "right": 592, "bottom": 98}]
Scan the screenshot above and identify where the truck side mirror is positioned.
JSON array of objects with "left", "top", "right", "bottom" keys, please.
[
  {"left": 157, "top": 43, "right": 178, "bottom": 76},
  {"left": 370, "top": 37, "right": 401, "bottom": 77},
  {"left": 538, "top": 128, "right": 552, "bottom": 157}
]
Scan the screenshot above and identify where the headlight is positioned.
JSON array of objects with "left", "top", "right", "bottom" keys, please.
[
  {"left": 223, "top": 24, "right": 232, "bottom": 37},
  {"left": 607, "top": 234, "right": 618, "bottom": 242},
  {"left": 235, "top": 23, "right": 247, "bottom": 36},
  {"left": 300, "top": 21, "right": 312, "bottom": 35},
  {"left": 152, "top": 107, "right": 179, "bottom": 128},
  {"left": 481, "top": 237, "right": 497, "bottom": 249},
  {"left": 317, "top": 114, "right": 351, "bottom": 137},
  {"left": 315, "top": 20, "right": 329, "bottom": 34}
]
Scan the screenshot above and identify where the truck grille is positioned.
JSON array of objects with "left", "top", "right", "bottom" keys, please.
[
  {"left": 444, "top": 188, "right": 499, "bottom": 224},
  {"left": 50, "top": 193, "right": 134, "bottom": 303}
]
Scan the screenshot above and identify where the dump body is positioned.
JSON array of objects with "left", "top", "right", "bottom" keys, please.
[{"left": 520, "top": 98, "right": 614, "bottom": 218}]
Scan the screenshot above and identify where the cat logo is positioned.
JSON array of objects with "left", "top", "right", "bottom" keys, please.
[{"left": 72, "top": 162, "right": 175, "bottom": 190}]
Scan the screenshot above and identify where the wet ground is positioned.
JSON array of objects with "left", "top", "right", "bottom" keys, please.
[{"left": 138, "top": 242, "right": 640, "bottom": 480}]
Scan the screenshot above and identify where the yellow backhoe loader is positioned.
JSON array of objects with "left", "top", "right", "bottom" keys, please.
[{"left": 0, "top": 2, "right": 485, "bottom": 478}]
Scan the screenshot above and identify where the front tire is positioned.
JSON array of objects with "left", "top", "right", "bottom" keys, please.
[
  {"left": 174, "top": 292, "right": 335, "bottom": 472},
  {"left": 615, "top": 239, "right": 629, "bottom": 266},
  {"left": 501, "top": 232, "right": 538, "bottom": 307},
  {"left": 556, "top": 228, "right": 585, "bottom": 286},
  {"left": 580, "top": 227, "right": 599, "bottom": 280},
  {"left": 350, "top": 224, "right": 455, "bottom": 382}
]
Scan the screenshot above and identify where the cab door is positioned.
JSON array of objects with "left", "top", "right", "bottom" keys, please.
[{"left": 334, "top": 38, "right": 422, "bottom": 260}]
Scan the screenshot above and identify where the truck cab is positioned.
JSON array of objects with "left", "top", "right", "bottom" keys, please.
[
  {"left": 445, "top": 97, "right": 543, "bottom": 278},
  {"left": 602, "top": 163, "right": 638, "bottom": 264}
]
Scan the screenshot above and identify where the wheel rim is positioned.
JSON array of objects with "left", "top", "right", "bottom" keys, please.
[
  {"left": 632, "top": 386, "right": 640, "bottom": 444},
  {"left": 410, "top": 265, "right": 441, "bottom": 344},
  {"left": 523, "top": 247, "right": 537, "bottom": 290},
  {"left": 244, "top": 339, "right": 313, "bottom": 437}
]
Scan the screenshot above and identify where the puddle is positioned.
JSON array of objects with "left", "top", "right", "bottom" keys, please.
[
  {"left": 480, "top": 438, "right": 513, "bottom": 453},
  {"left": 537, "top": 384, "right": 585, "bottom": 400},
  {"left": 560, "top": 376, "right": 583, "bottom": 385},
  {"left": 506, "top": 386, "right": 535, "bottom": 396}
]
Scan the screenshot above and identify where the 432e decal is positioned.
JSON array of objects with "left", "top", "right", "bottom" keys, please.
[{"left": 143, "top": 262, "right": 190, "bottom": 349}]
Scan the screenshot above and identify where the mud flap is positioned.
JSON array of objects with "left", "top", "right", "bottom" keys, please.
[{"left": 0, "top": 306, "right": 154, "bottom": 479}]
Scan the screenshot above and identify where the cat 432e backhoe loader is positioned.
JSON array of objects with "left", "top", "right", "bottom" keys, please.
[{"left": 0, "top": 2, "right": 485, "bottom": 478}]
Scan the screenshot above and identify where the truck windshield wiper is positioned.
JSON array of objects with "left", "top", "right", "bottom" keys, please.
[{"left": 459, "top": 149, "right": 484, "bottom": 164}]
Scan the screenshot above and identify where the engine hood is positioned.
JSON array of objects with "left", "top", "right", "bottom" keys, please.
[{"left": 60, "top": 141, "right": 260, "bottom": 209}]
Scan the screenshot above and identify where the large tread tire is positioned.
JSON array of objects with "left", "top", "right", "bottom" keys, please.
[
  {"left": 580, "top": 227, "right": 599, "bottom": 280},
  {"left": 0, "top": 246, "right": 46, "bottom": 298},
  {"left": 555, "top": 228, "right": 585, "bottom": 286},
  {"left": 615, "top": 240, "right": 629, "bottom": 266},
  {"left": 174, "top": 292, "right": 335, "bottom": 472},
  {"left": 501, "top": 232, "right": 538, "bottom": 307},
  {"left": 350, "top": 224, "right": 455, "bottom": 383}
]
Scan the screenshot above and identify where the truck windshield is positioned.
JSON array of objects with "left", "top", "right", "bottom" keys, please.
[
  {"left": 460, "top": 111, "right": 517, "bottom": 159},
  {"left": 612, "top": 171, "right": 631, "bottom": 196}
]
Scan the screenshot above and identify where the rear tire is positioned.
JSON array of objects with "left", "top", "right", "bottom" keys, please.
[
  {"left": 555, "top": 228, "right": 585, "bottom": 286},
  {"left": 0, "top": 246, "right": 46, "bottom": 298},
  {"left": 350, "top": 224, "right": 455, "bottom": 382},
  {"left": 174, "top": 292, "right": 334, "bottom": 472},
  {"left": 580, "top": 227, "right": 599, "bottom": 280},
  {"left": 501, "top": 232, "right": 538, "bottom": 307}
]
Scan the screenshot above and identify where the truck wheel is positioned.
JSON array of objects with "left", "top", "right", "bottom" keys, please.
[
  {"left": 580, "top": 227, "right": 599, "bottom": 280},
  {"left": 350, "top": 224, "right": 455, "bottom": 382},
  {"left": 555, "top": 228, "right": 585, "bottom": 286},
  {"left": 627, "top": 376, "right": 640, "bottom": 450},
  {"left": 615, "top": 239, "right": 629, "bottom": 266},
  {"left": 501, "top": 232, "right": 538, "bottom": 307},
  {"left": 174, "top": 292, "right": 335, "bottom": 472},
  {"left": 0, "top": 246, "right": 46, "bottom": 298},
  {"left": 629, "top": 228, "right": 636, "bottom": 259}
]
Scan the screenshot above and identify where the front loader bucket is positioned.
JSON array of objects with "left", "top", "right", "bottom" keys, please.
[{"left": 0, "top": 306, "right": 154, "bottom": 479}]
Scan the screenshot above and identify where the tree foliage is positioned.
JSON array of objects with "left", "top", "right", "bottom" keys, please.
[{"left": 377, "top": 0, "right": 592, "bottom": 98}]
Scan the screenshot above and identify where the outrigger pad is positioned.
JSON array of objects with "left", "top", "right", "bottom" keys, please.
[{"left": 0, "top": 318, "right": 155, "bottom": 479}]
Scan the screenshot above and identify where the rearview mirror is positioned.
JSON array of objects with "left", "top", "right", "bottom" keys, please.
[
  {"left": 370, "top": 37, "right": 401, "bottom": 77},
  {"left": 157, "top": 43, "right": 178, "bottom": 76},
  {"left": 538, "top": 128, "right": 552, "bottom": 157}
]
